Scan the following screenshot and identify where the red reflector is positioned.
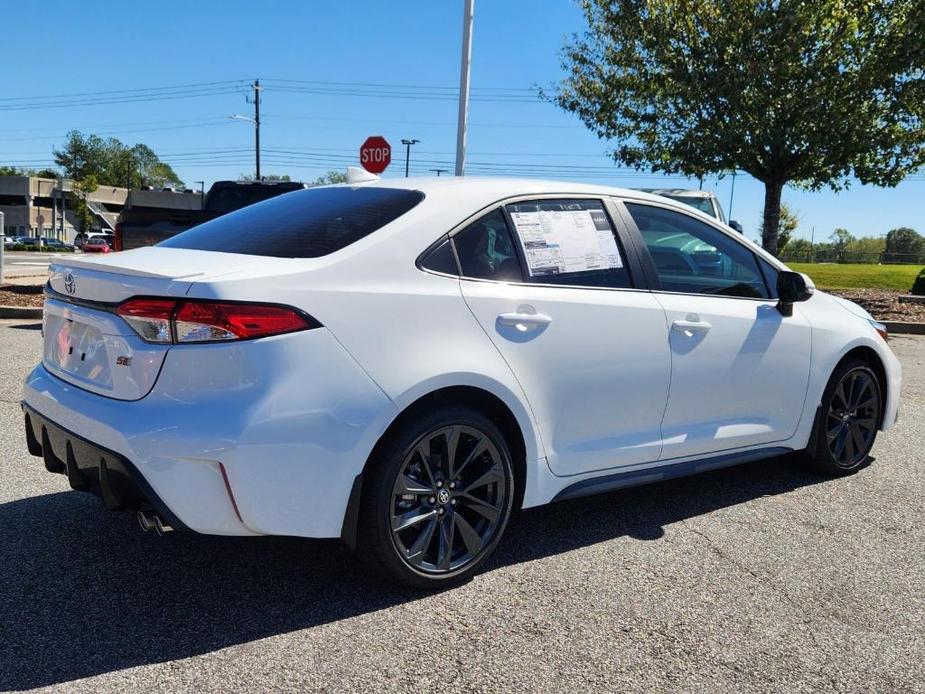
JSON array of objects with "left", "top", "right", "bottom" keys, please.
[
  {"left": 116, "top": 298, "right": 177, "bottom": 320},
  {"left": 174, "top": 301, "right": 312, "bottom": 339}
]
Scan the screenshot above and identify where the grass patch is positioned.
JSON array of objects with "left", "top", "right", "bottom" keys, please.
[{"left": 787, "top": 263, "right": 923, "bottom": 292}]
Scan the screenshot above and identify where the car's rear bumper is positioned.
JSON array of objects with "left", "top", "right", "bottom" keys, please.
[
  {"left": 23, "top": 402, "right": 188, "bottom": 531},
  {"left": 22, "top": 328, "right": 397, "bottom": 538}
]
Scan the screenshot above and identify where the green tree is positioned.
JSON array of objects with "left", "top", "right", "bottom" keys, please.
[
  {"left": 312, "top": 170, "right": 348, "bottom": 186},
  {"left": 884, "top": 227, "right": 925, "bottom": 258},
  {"left": 551, "top": 0, "right": 925, "bottom": 256},
  {"left": 53, "top": 131, "right": 183, "bottom": 188},
  {"left": 830, "top": 228, "right": 856, "bottom": 252},
  {"left": 781, "top": 237, "right": 814, "bottom": 260},
  {"left": 72, "top": 175, "right": 99, "bottom": 234},
  {"left": 759, "top": 203, "right": 799, "bottom": 252},
  {"left": 0, "top": 165, "right": 60, "bottom": 178}
]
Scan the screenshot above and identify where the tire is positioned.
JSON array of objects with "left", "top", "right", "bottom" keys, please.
[
  {"left": 356, "top": 404, "right": 515, "bottom": 588},
  {"left": 804, "top": 358, "right": 882, "bottom": 475}
]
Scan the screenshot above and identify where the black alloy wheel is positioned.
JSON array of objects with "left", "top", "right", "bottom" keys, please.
[
  {"left": 358, "top": 405, "right": 514, "bottom": 587},
  {"left": 825, "top": 368, "right": 880, "bottom": 469},
  {"left": 808, "top": 359, "right": 882, "bottom": 474}
]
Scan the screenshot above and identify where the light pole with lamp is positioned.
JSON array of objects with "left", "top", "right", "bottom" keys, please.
[{"left": 401, "top": 139, "right": 420, "bottom": 177}]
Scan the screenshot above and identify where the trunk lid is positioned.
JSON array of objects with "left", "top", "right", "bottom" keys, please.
[{"left": 43, "top": 247, "right": 297, "bottom": 401}]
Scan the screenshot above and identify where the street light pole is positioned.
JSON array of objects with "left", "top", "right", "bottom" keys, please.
[
  {"left": 401, "top": 139, "right": 420, "bottom": 177},
  {"left": 429, "top": 168, "right": 448, "bottom": 177},
  {"left": 0, "top": 211, "right": 5, "bottom": 286},
  {"left": 195, "top": 181, "right": 205, "bottom": 210},
  {"left": 455, "top": 0, "right": 475, "bottom": 176}
]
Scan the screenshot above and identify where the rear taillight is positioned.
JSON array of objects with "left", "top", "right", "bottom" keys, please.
[
  {"left": 116, "top": 298, "right": 318, "bottom": 344},
  {"left": 117, "top": 298, "right": 174, "bottom": 343}
]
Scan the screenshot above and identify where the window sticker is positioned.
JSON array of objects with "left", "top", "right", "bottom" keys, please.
[{"left": 508, "top": 205, "right": 623, "bottom": 277}]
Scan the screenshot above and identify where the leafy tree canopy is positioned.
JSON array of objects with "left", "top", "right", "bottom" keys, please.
[
  {"left": 552, "top": 0, "right": 925, "bottom": 255},
  {"left": 0, "top": 165, "right": 60, "bottom": 178},
  {"left": 312, "top": 170, "right": 348, "bottom": 186},
  {"left": 885, "top": 227, "right": 924, "bottom": 256},
  {"left": 53, "top": 131, "right": 184, "bottom": 189}
]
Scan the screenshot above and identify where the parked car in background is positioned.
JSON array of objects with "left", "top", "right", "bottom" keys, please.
[
  {"left": 81, "top": 237, "right": 112, "bottom": 254},
  {"left": 74, "top": 232, "right": 115, "bottom": 250},
  {"left": 637, "top": 189, "right": 743, "bottom": 233},
  {"left": 24, "top": 176, "right": 900, "bottom": 588},
  {"left": 39, "top": 238, "right": 75, "bottom": 252}
]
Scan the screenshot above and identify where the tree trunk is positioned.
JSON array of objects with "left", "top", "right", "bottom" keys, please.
[{"left": 761, "top": 179, "right": 784, "bottom": 256}]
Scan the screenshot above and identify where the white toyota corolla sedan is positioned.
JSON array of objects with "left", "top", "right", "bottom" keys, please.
[{"left": 23, "top": 175, "right": 901, "bottom": 587}]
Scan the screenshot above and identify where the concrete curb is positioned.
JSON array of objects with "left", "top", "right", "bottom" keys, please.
[
  {"left": 0, "top": 306, "right": 43, "bottom": 319},
  {"left": 882, "top": 321, "right": 925, "bottom": 336}
]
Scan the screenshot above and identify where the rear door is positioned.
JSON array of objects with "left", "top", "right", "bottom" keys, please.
[
  {"left": 619, "top": 200, "right": 812, "bottom": 459},
  {"left": 456, "top": 198, "right": 671, "bottom": 477}
]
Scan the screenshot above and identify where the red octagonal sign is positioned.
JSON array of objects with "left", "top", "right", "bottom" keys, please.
[{"left": 360, "top": 135, "right": 391, "bottom": 174}]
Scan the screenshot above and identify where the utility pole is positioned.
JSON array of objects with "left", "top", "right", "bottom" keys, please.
[
  {"left": 455, "top": 0, "right": 475, "bottom": 176},
  {"left": 401, "top": 139, "right": 420, "bottom": 177},
  {"left": 728, "top": 170, "right": 737, "bottom": 219},
  {"left": 195, "top": 181, "right": 205, "bottom": 210},
  {"left": 230, "top": 78, "right": 262, "bottom": 181},
  {"left": 253, "top": 79, "right": 261, "bottom": 180},
  {"left": 429, "top": 168, "right": 448, "bottom": 177}
]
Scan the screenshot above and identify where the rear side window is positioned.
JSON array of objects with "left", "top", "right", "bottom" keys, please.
[
  {"left": 453, "top": 209, "right": 523, "bottom": 282},
  {"left": 506, "top": 199, "right": 632, "bottom": 289},
  {"left": 160, "top": 187, "right": 424, "bottom": 258},
  {"left": 420, "top": 237, "right": 459, "bottom": 275}
]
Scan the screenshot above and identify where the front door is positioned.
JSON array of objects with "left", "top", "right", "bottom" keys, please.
[{"left": 621, "top": 201, "right": 812, "bottom": 459}]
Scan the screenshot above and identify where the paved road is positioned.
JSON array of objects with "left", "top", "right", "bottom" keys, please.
[
  {"left": 1, "top": 251, "right": 67, "bottom": 279},
  {"left": 0, "top": 322, "right": 922, "bottom": 693}
]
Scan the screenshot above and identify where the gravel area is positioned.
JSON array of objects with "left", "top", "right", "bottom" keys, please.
[{"left": 0, "top": 285, "right": 43, "bottom": 308}]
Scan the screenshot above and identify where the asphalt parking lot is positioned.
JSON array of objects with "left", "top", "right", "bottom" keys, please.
[{"left": 0, "top": 320, "right": 922, "bottom": 693}]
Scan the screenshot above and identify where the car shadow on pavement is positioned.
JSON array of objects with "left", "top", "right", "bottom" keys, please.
[{"left": 0, "top": 452, "right": 834, "bottom": 690}]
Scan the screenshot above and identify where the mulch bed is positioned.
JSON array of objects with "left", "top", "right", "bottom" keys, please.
[
  {"left": 828, "top": 288, "right": 925, "bottom": 323},
  {"left": 2, "top": 284, "right": 923, "bottom": 322},
  {"left": 0, "top": 285, "right": 44, "bottom": 308}
]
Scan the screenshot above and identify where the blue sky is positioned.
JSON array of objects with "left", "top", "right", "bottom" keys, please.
[{"left": 2, "top": 0, "right": 922, "bottom": 242}]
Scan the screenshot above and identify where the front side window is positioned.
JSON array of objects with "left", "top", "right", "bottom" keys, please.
[
  {"left": 452, "top": 209, "right": 523, "bottom": 282},
  {"left": 505, "top": 199, "right": 632, "bottom": 289},
  {"left": 625, "top": 202, "right": 769, "bottom": 299},
  {"left": 161, "top": 186, "right": 424, "bottom": 258}
]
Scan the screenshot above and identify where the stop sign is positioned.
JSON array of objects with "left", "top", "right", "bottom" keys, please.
[{"left": 360, "top": 136, "right": 391, "bottom": 174}]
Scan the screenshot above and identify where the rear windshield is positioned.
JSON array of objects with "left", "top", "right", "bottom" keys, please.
[
  {"left": 160, "top": 186, "right": 424, "bottom": 258},
  {"left": 206, "top": 182, "right": 305, "bottom": 215}
]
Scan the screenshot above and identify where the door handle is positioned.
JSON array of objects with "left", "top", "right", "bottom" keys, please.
[
  {"left": 671, "top": 319, "right": 712, "bottom": 334},
  {"left": 497, "top": 312, "right": 553, "bottom": 329}
]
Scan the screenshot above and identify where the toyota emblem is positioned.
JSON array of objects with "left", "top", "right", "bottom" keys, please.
[{"left": 64, "top": 273, "right": 76, "bottom": 295}]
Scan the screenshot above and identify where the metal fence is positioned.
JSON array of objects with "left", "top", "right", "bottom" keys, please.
[{"left": 778, "top": 250, "right": 925, "bottom": 265}]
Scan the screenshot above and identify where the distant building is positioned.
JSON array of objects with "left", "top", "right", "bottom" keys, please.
[{"left": 0, "top": 176, "right": 200, "bottom": 243}]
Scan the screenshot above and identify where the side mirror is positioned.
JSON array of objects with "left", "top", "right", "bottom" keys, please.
[
  {"left": 776, "top": 271, "right": 814, "bottom": 316},
  {"left": 729, "top": 220, "right": 743, "bottom": 233}
]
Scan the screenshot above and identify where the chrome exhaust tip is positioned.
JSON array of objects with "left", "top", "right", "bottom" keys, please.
[
  {"left": 137, "top": 510, "right": 156, "bottom": 533},
  {"left": 153, "top": 514, "right": 174, "bottom": 536}
]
